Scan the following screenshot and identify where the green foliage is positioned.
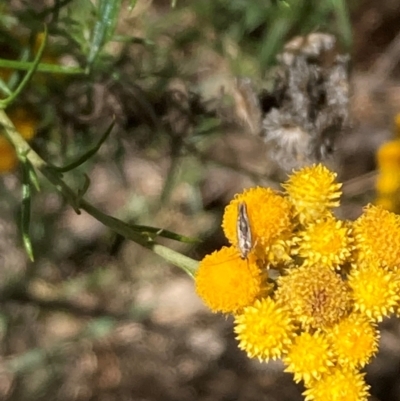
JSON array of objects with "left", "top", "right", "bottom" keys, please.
[{"left": 193, "top": 0, "right": 353, "bottom": 69}]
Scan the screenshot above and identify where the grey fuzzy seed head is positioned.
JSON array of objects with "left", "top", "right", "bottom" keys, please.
[{"left": 259, "top": 33, "right": 350, "bottom": 175}]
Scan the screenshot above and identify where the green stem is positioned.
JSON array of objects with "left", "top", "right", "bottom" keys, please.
[
  {"left": 0, "top": 109, "right": 198, "bottom": 278},
  {"left": 0, "top": 59, "right": 85, "bottom": 75},
  {"left": 0, "top": 26, "right": 48, "bottom": 108}
]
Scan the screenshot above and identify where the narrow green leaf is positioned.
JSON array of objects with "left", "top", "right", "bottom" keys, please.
[
  {"left": 28, "top": 162, "right": 41, "bottom": 192},
  {"left": 87, "top": 0, "right": 123, "bottom": 67},
  {"left": 76, "top": 174, "right": 91, "bottom": 205},
  {"left": 331, "top": 0, "right": 352, "bottom": 49},
  {"left": 260, "top": 16, "right": 290, "bottom": 68},
  {"left": 130, "top": 224, "right": 200, "bottom": 243},
  {"left": 51, "top": 119, "right": 115, "bottom": 173},
  {"left": 111, "top": 35, "right": 155, "bottom": 46},
  {"left": 0, "top": 26, "right": 48, "bottom": 108},
  {"left": 64, "top": 174, "right": 90, "bottom": 214},
  {"left": 0, "top": 59, "right": 85, "bottom": 75},
  {"left": 0, "top": 79, "right": 12, "bottom": 97},
  {"left": 18, "top": 149, "right": 40, "bottom": 192},
  {"left": 21, "top": 162, "right": 34, "bottom": 262}
]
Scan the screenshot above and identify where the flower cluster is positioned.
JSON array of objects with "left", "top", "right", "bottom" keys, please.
[{"left": 195, "top": 164, "right": 400, "bottom": 401}]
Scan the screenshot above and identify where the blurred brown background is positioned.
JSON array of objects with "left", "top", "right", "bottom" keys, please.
[{"left": 1, "top": 0, "right": 400, "bottom": 400}]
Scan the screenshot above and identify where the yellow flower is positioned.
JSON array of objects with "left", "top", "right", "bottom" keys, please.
[
  {"left": 283, "top": 331, "right": 335, "bottom": 385},
  {"left": 222, "top": 187, "right": 294, "bottom": 264},
  {"left": 353, "top": 204, "right": 400, "bottom": 268},
  {"left": 282, "top": 164, "right": 342, "bottom": 224},
  {"left": 0, "top": 137, "right": 18, "bottom": 171},
  {"left": 348, "top": 259, "right": 400, "bottom": 321},
  {"left": 376, "top": 196, "right": 398, "bottom": 212},
  {"left": 376, "top": 139, "right": 400, "bottom": 170},
  {"left": 275, "top": 264, "right": 351, "bottom": 331},
  {"left": 375, "top": 164, "right": 400, "bottom": 211},
  {"left": 10, "top": 107, "right": 38, "bottom": 141},
  {"left": 376, "top": 116, "right": 400, "bottom": 211},
  {"left": 292, "top": 217, "right": 353, "bottom": 269},
  {"left": 234, "top": 298, "right": 294, "bottom": 361},
  {"left": 303, "top": 368, "right": 370, "bottom": 401},
  {"left": 0, "top": 106, "right": 38, "bottom": 172},
  {"left": 195, "top": 246, "right": 264, "bottom": 313},
  {"left": 376, "top": 171, "right": 400, "bottom": 195},
  {"left": 327, "top": 313, "right": 379, "bottom": 369}
]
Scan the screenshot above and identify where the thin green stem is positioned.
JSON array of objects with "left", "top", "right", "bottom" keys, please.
[
  {"left": 0, "top": 59, "right": 85, "bottom": 75},
  {"left": 0, "top": 26, "right": 48, "bottom": 108}
]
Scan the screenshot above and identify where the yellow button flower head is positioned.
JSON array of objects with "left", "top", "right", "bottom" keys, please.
[
  {"left": 376, "top": 196, "right": 398, "bottom": 211},
  {"left": 348, "top": 259, "right": 400, "bottom": 321},
  {"left": 353, "top": 204, "right": 400, "bottom": 268},
  {"left": 303, "top": 368, "right": 370, "bottom": 401},
  {"left": 10, "top": 107, "right": 37, "bottom": 141},
  {"left": 376, "top": 170, "right": 400, "bottom": 196},
  {"left": 377, "top": 139, "right": 400, "bottom": 171},
  {"left": 195, "top": 246, "right": 263, "bottom": 313},
  {"left": 282, "top": 164, "right": 342, "bottom": 225},
  {"left": 375, "top": 115, "right": 400, "bottom": 212},
  {"left": 222, "top": 187, "right": 294, "bottom": 264},
  {"left": 0, "top": 137, "right": 18, "bottom": 172},
  {"left": 234, "top": 298, "right": 294, "bottom": 361},
  {"left": 376, "top": 169, "right": 400, "bottom": 212},
  {"left": 283, "top": 331, "right": 335, "bottom": 385},
  {"left": 292, "top": 217, "right": 353, "bottom": 269},
  {"left": 275, "top": 264, "right": 351, "bottom": 331},
  {"left": 328, "top": 313, "right": 379, "bottom": 369}
]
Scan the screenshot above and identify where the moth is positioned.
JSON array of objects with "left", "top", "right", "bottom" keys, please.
[
  {"left": 204, "top": 201, "right": 254, "bottom": 268},
  {"left": 236, "top": 201, "right": 253, "bottom": 260}
]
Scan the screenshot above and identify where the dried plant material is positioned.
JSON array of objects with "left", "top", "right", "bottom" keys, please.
[
  {"left": 232, "top": 77, "right": 263, "bottom": 136},
  {"left": 260, "top": 33, "right": 350, "bottom": 174},
  {"left": 217, "top": 76, "right": 263, "bottom": 136}
]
